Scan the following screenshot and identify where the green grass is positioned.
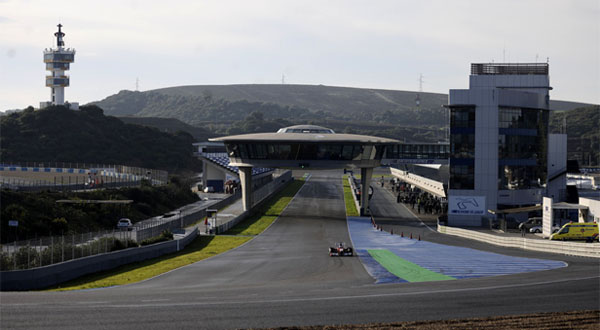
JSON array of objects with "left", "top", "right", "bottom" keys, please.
[
  {"left": 368, "top": 249, "right": 455, "bottom": 282},
  {"left": 46, "top": 178, "right": 305, "bottom": 291},
  {"left": 225, "top": 179, "right": 305, "bottom": 235},
  {"left": 343, "top": 175, "right": 359, "bottom": 217},
  {"left": 47, "top": 235, "right": 251, "bottom": 291}
]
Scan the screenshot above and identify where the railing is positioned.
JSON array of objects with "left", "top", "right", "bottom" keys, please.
[
  {"left": 0, "top": 230, "right": 135, "bottom": 271},
  {"left": 438, "top": 224, "right": 600, "bottom": 258},
  {"left": 0, "top": 162, "right": 168, "bottom": 191}
]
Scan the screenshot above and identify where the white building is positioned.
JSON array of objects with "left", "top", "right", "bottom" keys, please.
[
  {"left": 447, "top": 63, "right": 566, "bottom": 226},
  {"left": 40, "top": 24, "right": 78, "bottom": 110}
]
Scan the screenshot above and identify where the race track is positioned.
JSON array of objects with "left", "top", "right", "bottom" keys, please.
[{"left": 1, "top": 170, "right": 598, "bottom": 329}]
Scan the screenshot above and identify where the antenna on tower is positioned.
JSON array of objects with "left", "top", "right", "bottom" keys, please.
[
  {"left": 418, "top": 73, "right": 424, "bottom": 92},
  {"left": 281, "top": 74, "right": 285, "bottom": 85},
  {"left": 135, "top": 77, "right": 139, "bottom": 91}
]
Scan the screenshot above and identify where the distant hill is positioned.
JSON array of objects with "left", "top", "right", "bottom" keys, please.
[
  {"left": 91, "top": 84, "right": 597, "bottom": 146},
  {"left": 549, "top": 105, "right": 600, "bottom": 166},
  {"left": 0, "top": 105, "right": 201, "bottom": 173},
  {"left": 117, "top": 116, "right": 214, "bottom": 141}
]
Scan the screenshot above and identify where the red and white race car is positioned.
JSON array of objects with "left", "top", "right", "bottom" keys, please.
[{"left": 329, "top": 242, "right": 353, "bottom": 257}]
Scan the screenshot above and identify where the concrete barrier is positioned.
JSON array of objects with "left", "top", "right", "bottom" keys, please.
[
  {"left": 0, "top": 228, "right": 199, "bottom": 291},
  {"left": 347, "top": 175, "right": 361, "bottom": 213},
  {"left": 215, "top": 173, "right": 294, "bottom": 234},
  {"left": 438, "top": 224, "right": 600, "bottom": 258}
]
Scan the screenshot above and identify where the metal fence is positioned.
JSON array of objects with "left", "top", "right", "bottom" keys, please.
[
  {"left": 0, "top": 170, "right": 293, "bottom": 271},
  {"left": 0, "top": 162, "right": 168, "bottom": 192},
  {"left": 0, "top": 229, "right": 135, "bottom": 271}
]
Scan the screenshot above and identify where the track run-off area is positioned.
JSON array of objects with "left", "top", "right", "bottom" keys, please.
[{"left": 1, "top": 170, "right": 599, "bottom": 330}]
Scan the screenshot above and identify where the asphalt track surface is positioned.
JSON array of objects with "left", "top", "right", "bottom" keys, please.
[{"left": 1, "top": 170, "right": 599, "bottom": 329}]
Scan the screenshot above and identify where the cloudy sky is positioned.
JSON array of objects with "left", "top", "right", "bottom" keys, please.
[{"left": 0, "top": 0, "right": 598, "bottom": 110}]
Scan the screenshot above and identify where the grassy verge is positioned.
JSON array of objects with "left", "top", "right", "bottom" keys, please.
[
  {"left": 343, "top": 175, "right": 359, "bottom": 217},
  {"left": 225, "top": 178, "right": 305, "bottom": 236},
  {"left": 46, "top": 178, "right": 305, "bottom": 291},
  {"left": 47, "top": 235, "right": 250, "bottom": 291}
]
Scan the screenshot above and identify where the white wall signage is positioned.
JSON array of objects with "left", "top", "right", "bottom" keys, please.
[
  {"left": 449, "top": 196, "right": 486, "bottom": 215},
  {"left": 542, "top": 197, "right": 553, "bottom": 238}
]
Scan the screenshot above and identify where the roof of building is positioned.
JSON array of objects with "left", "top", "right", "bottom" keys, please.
[
  {"left": 202, "top": 153, "right": 273, "bottom": 176},
  {"left": 211, "top": 126, "right": 399, "bottom": 144}
]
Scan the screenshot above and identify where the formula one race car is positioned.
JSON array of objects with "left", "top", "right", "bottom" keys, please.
[{"left": 329, "top": 242, "right": 353, "bottom": 257}]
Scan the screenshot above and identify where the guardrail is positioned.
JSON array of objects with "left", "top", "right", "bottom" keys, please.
[
  {"left": 438, "top": 224, "right": 600, "bottom": 258},
  {"left": 0, "top": 227, "right": 198, "bottom": 291}
]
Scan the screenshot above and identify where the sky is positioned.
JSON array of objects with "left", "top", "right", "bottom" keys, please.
[{"left": 0, "top": 0, "right": 598, "bottom": 111}]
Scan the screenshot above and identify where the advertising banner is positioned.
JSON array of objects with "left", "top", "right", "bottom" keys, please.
[{"left": 448, "top": 196, "right": 486, "bottom": 215}]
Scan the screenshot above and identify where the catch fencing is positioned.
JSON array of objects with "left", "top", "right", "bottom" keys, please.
[
  {"left": 0, "top": 162, "right": 168, "bottom": 191},
  {"left": 1, "top": 170, "right": 294, "bottom": 271},
  {"left": 0, "top": 229, "right": 135, "bottom": 271}
]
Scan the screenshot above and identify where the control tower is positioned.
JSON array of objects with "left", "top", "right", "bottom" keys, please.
[{"left": 40, "top": 24, "right": 78, "bottom": 110}]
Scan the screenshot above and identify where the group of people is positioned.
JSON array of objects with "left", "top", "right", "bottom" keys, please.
[
  {"left": 389, "top": 178, "right": 446, "bottom": 215},
  {"left": 224, "top": 180, "right": 239, "bottom": 194}
]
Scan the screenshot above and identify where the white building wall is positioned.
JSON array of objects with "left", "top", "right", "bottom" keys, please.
[{"left": 579, "top": 197, "right": 600, "bottom": 223}]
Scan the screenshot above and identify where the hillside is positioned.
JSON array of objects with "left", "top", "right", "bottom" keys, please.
[
  {"left": 91, "top": 84, "right": 597, "bottom": 154},
  {"left": 549, "top": 105, "right": 600, "bottom": 166},
  {"left": 117, "top": 116, "right": 214, "bottom": 141},
  {"left": 0, "top": 105, "right": 201, "bottom": 173}
]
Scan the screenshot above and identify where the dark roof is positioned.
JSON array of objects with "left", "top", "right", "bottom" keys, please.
[{"left": 203, "top": 154, "right": 273, "bottom": 176}]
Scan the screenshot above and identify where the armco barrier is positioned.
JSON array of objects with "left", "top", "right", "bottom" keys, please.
[
  {"left": 0, "top": 228, "right": 198, "bottom": 291},
  {"left": 438, "top": 224, "right": 600, "bottom": 258}
]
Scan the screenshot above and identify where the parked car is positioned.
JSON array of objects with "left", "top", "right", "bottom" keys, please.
[
  {"left": 529, "top": 224, "right": 560, "bottom": 234},
  {"left": 520, "top": 217, "right": 542, "bottom": 231},
  {"left": 117, "top": 218, "right": 133, "bottom": 231}
]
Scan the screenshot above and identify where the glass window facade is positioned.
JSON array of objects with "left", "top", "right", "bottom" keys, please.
[
  {"left": 450, "top": 163, "right": 474, "bottom": 189},
  {"left": 449, "top": 106, "right": 475, "bottom": 190},
  {"left": 498, "top": 107, "right": 548, "bottom": 190},
  {"left": 44, "top": 53, "right": 75, "bottom": 63},
  {"left": 46, "top": 62, "right": 70, "bottom": 70},
  {"left": 384, "top": 144, "right": 449, "bottom": 159},
  {"left": 225, "top": 143, "right": 386, "bottom": 161}
]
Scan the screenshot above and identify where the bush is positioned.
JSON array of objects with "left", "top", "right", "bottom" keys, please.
[{"left": 140, "top": 230, "right": 174, "bottom": 246}]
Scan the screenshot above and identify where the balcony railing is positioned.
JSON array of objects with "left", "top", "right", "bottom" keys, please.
[{"left": 471, "top": 63, "right": 548, "bottom": 75}]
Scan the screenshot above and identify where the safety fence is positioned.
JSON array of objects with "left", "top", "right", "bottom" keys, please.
[
  {"left": 0, "top": 162, "right": 168, "bottom": 191},
  {"left": 438, "top": 224, "right": 600, "bottom": 258},
  {"left": 0, "top": 228, "right": 198, "bottom": 291},
  {"left": 1, "top": 170, "right": 291, "bottom": 272},
  {"left": 0, "top": 230, "right": 135, "bottom": 271}
]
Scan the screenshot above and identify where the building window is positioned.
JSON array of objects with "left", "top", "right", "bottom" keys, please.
[
  {"left": 498, "top": 107, "right": 548, "bottom": 190},
  {"left": 450, "top": 106, "right": 475, "bottom": 128},
  {"left": 449, "top": 106, "right": 475, "bottom": 190},
  {"left": 450, "top": 162, "right": 474, "bottom": 190},
  {"left": 498, "top": 165, "right": 545, "bottom": 190}
]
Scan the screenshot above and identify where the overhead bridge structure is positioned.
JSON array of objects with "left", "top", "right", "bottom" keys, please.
[{"left": 211, "top": 125, "right": 398, "bottom": 215}]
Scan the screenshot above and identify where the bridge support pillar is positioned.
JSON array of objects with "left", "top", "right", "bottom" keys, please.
[
  {"left": 238, "top": 166, "right": 253, "bottom": 212},
  {"left": 360, "top": 167, "right": 373, "bottom": 216}
]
